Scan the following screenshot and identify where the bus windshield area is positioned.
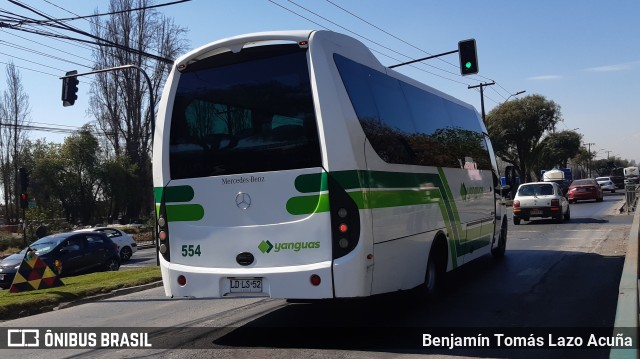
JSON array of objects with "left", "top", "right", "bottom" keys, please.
[{"left": 169, "top": 44, "right": 321, "bottom": 179}]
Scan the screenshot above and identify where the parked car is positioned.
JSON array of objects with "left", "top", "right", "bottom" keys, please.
[
  {"left": 567, "top": 179, "right": 603, "bottom": 203},
  {"left": 595, "top": 176, "right": 617, "bottom": 193},
  {"left": 0, "top": 232, "right": 120, "bottom": 289},
  {"left": 512, "top": 181, "right": 570, "bottom": 225},
  {"left": 74, "top": 227, "right": 138, "bottom": 262}
]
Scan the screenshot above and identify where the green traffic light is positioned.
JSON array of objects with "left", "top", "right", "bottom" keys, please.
[{"left": 465, "top": 61, "right": 472, "bottom": 69}]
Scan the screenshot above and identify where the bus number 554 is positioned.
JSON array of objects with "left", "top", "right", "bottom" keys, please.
[{"left": 181, "top": 244, "right": 201, "bottom": 257}]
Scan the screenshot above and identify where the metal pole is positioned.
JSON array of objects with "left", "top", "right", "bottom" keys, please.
[
  {"left": 468, "top": 82, "right": 495, "bottom": 124},
  {"left": 62, "top": 64, "right": 157, "bottom": 264},
  {"left": 388, "top": 50, "right": 459, "bottom": 69}
]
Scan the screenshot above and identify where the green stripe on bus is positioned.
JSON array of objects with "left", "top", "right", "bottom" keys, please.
[
  {"left": 292, "top": 169, "right": 468, "bottom": 268},
  {"left": 286, "top": 193, "right": 330, "bottom": 215},
  {"left": 294, "top": 172, "right": 328, "bottom": 193},
  {"left": 286, "top": 189, "right": 442, "bottom": 215},
  {"left": 154, "top": 185, "right": 195, "bottom": 203},
  {"left": 436, "top": 167, "right": 463, "bottom": 262},
  {"left": 165, "top": 204, "right": 204, "bottom": 221}
]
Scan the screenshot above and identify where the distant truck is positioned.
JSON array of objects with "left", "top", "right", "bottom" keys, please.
[
  {"left": 541, "top": 169, "right": 570, "bottom": 195},
  {"left": 624, "top": 166, "right": 639, "bottom": 185},
  {"left": 610, "top": 167, "right": 625, "bottom": 188}
]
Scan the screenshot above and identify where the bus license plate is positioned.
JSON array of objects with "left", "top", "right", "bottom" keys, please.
[{"left": 229, "top": 278, "right": 263, "bottom": 293}]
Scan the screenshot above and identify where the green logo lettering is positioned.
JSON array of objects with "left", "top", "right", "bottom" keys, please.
[{"left": 258, "top": 241, "right": 321, "bottom": 254}]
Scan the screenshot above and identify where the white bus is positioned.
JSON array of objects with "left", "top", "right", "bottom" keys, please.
[{"left": 153, "top": 30, "right": 510, "bottom": 300}]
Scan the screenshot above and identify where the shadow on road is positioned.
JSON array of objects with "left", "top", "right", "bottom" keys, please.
[{"left": 210, "top": 250, "right": 624, "bottom": 358}]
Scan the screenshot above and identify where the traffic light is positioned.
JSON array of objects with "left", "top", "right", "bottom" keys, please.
[
  {"left": 458, "top": 39, "right": 479, "bottom": 75},
  {"left": 62, "top": 70, "right": 79, "bottom": 107},
  {"left": 20, "top": 193, "right": 28, "bottom": 209},
  {"left": 19, "top": 167, "right": 29, "bottom": 192}
]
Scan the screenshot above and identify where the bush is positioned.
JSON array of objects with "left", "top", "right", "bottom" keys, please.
[{"left": 0, "top": 232, "right": 24, "bottom": 257}]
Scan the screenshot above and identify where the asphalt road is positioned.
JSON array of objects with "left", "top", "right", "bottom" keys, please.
[{"left": 1, "top": 194, "right": 631, "bottom": 359}]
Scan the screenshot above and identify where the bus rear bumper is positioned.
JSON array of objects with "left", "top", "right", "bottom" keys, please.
[{"left": 160, "top": 256, "right": 335, "bottom": 299}]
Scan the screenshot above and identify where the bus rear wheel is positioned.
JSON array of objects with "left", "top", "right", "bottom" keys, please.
[{"left": 419, "top": 236, "right": 447, "bottom": 299}]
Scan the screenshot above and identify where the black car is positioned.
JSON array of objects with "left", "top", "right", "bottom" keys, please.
[{"left": 0, "top": 232, "right": 120, "bottom": 289}]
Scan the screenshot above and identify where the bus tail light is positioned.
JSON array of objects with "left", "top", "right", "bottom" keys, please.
[
  {"left": 177, "top": 275, "right": 186, "bottom": 286},
  {"left": 310, "top": 274, "right": 321, "bottom": 286},
  {"left": 328, "top": 175, "right": 360, "bottom": 260},
  {"left": 157, "top": 193, "right": 171, "bottom": 261}
]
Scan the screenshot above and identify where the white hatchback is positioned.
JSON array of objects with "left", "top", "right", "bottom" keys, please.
[
  {"left": 74, "top": 227, "right": 138, "bottom": 261},
  {"left": 595, "top": 176, "right": 616, "bottom": 193},
  {"left": 512, "top": 182, "right": 570, "bottom": 225}
]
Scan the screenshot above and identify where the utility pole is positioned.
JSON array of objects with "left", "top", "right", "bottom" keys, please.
[
  {"left": 468, "top": 82, "right": 495, "bottom": 123},
  {"left": 585, "top": 142, "right": 595, "bottom": 177}
]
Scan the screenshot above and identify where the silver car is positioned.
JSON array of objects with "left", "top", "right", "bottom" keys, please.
[
  {"left": 595, "top": 176, "right": 616, "bottom": 193},
  {"left": 74, "top": 227, "right": 138, "bottom": 261}
]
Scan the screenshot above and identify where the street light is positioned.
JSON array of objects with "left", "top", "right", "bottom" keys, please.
[{"left": 503, "top": 90, "right": 526, "bottom": 104}]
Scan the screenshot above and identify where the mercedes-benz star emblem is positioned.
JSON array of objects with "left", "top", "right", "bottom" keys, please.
[{"left": 235, "top": 192, "right": 251, "bottom": 210}]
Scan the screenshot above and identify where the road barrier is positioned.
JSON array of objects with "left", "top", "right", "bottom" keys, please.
[
  {"left": 610, "top": 194, "right": 639, "bottom": 359},
  {"left": 625, "top": 185, "right": 639, "bottom": 214}
]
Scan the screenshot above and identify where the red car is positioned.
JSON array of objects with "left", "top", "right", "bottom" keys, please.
[{"left": 567, "top": 179, "right": 603, "bottom": 203}]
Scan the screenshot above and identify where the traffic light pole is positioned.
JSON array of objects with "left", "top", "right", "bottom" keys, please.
[
  {"left": 61, "top": 64, "right": 159, "bottom": 265},
  {"left": 389, "top": 50, "right": 458, "bottom": 69},
  {"left": 389, "top": 39, "right": 478, "bottom": 76},
  {"left": 60, "top": 65, "right": 155, "bottom": 136}
]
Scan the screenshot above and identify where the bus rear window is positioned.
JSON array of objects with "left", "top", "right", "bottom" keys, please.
[{"left": 169, "top": 44, "right": 321, "bottom": 179}]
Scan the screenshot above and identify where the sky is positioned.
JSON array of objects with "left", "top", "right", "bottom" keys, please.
[{"left": 1, "top": 0, "right": 639, "bottom": 163}]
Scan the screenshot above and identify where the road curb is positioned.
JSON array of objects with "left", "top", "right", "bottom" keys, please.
[
  {"left": 55, "top": 280, "right": 164, "bottom": 310},
  {"left": 610, "top": 201, "right": 639, "bottom": 359}
]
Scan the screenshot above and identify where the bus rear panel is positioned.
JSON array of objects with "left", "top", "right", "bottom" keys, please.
[{"left": 155, "top": 35, "right": 364, "bottom": 299}]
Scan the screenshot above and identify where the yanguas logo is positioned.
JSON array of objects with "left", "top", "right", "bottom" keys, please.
[{"left": 258, "top": 240, "right": 320, "bottom": 253}]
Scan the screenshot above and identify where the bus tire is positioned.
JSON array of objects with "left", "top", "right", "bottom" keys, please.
[
  {"left": 491, "top": 219, "right": 507, "bottom": 258},
  {"left": 420, "top": 236, "right": 447, "bottom": 299}
]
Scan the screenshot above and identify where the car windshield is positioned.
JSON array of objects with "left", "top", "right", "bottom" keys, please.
[
  {"left": 518, "top": 184, "right": 554, "bottom": 196},
  {"left": 19, "top": 236, "right": 65, "bottom": 255},
  {"left": 596, "top": 177, "right": 609, "bottom": 182}
]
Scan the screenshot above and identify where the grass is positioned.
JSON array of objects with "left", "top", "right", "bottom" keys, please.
[{"left": 0, "top": 266, "right": 161, "bottom": 321}]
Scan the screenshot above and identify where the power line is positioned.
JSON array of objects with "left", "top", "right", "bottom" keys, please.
[
  {"left": 269, "top": 0, "right": 503, "bottom": 105},
  {"left": 0, "top": 39, "right": 93, "bottom": 69},
  {"left": 35, "top": 0, "right": 191, "bottom": 26},
  {"left": 7, "top": 0, "right": 174, "bottom": 64},
  {"left": 1, "top": 28, "right": 94, "bottom": 64}
]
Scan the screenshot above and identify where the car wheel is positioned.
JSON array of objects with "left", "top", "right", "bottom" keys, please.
[
  {"left": 105, "top": 257, "right": 120, "bottom": 271},
  {"left": 120, "top": 246, "right": 133, "bottom": 262},
  {"left": 611, "top": 189, "right": 615, "bottom": 193},
  {"left": 564, "top": 206, "right": 571, "bottom": 221},
  {"left": 513, "top": 217, "right": 520, "bottom": 225},
  {"left": 596, "top": 196, "right": 603, "bottom": 202}
]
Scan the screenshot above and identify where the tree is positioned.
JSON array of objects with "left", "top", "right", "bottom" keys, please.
[
  {"left": 22, "top": 139, "right": 65, "bottom": 220},
  {"left": 0, "top": 61, "right": 31, "bottom": 222},
  {"left": 101, "top": 155, "right": 138, "bottom": 224},
  {"left": 485, "top": 94, "right": 562, "bottom": 182},
  {"left": 27, "top": 127, "right": 104, "bottom": 224},
  {"left": 571, "top": 146, "right": 592, "bottom": 179},
  {"left": 88, "top": 0, "right": 188, "bottom": 222},
  {"left": 533, "top": 130, "right": 582, "bottom": 177}
]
